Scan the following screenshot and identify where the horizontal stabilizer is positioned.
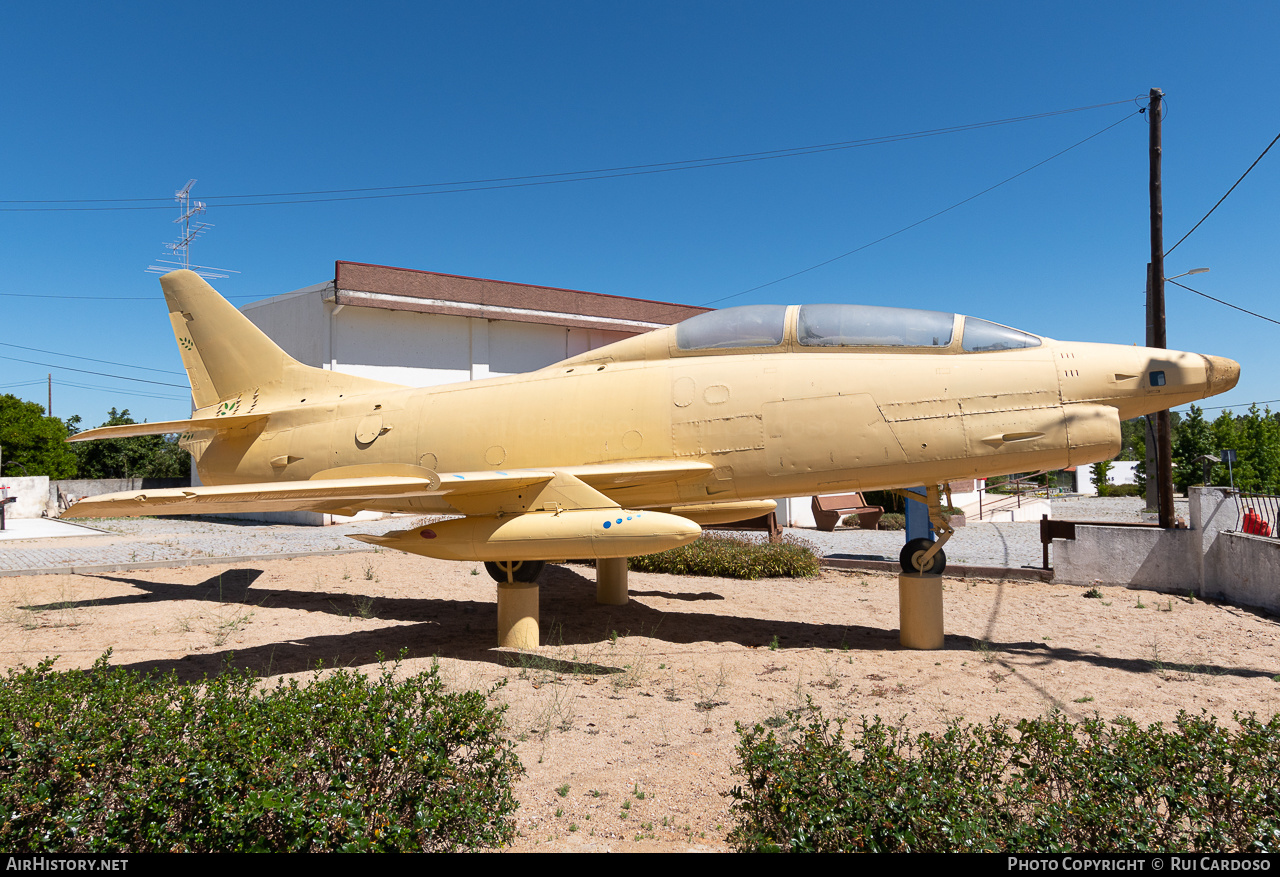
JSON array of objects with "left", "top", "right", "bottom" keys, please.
[{"left": 67, "top": 413, "right": 267, "bottom": 442}]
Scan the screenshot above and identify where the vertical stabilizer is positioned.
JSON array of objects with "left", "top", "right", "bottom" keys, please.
[{"left": 161, "top": 269, "right": 403, "bottom": 411}]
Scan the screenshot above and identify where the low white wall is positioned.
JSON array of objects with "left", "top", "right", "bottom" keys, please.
[
  {"left": 1052, "top": 525, "right": 1197, "bottom": 590},
  {"left": 1053, "top": 487, "right": 1280, "bottom": 615},
  {"left": 1, "top": 476, "right": 50, "bottom": 518},
  {"left": 1204, "top": 531, "right": 1280, "bottom": 614}
]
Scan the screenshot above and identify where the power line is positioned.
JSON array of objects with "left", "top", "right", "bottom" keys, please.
[
  {"left": 701, "top": 108, "right": 1142, "bottom": 305},
  {"left": 1165, "top": 128, "right": 1280, "bottom": 257},
  {"left": 0, "top": 98, "right": 1138, "bottom": 212},
  {"left": 1166, "top": 278, "right": 1280, "bottom": 327},
  {"left": 0, "top": 342, "right": 185, "bottom": 376},
  {"left": 56, "top": 380, "right": 190, "bottom": 402},
  {"left": 0, "top": 354, "right": 188, "bottom": 388}
]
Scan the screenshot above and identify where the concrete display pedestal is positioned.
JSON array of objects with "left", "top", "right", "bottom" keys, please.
[
  {"left": 497, "top": 581, "right": 539, "bottom": 648},
  {"left": 898, "top": 572, "right": 944, "bottom": 650},
  {"left": 596, "top": 557, "right": 629, "bottom": 605}
]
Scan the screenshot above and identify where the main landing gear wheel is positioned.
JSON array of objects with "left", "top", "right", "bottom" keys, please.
[
  {"left": 485, "top": 560, "right": 546, "bottom": 583},
  {"left": 900, "top": 538, "right": 946, "bottom": 575}
]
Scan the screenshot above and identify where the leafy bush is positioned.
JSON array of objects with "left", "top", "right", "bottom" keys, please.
[
  {"left": 0, "top": 653, "right": 522, "bottom": 852},
  {"left": 1098, "top": 483, "right": 1144, "bottom": 498},
  {"left": 728, "top": 708, "right": 1280, "bottom": 852},
  {"left": 870, "top": 509, "right": 911, "bottom": 530},
  {"left": 629, "top": 532, "right": 821, "bottom": 579}
]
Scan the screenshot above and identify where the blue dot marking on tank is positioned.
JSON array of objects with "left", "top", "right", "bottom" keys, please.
[{"left": 604, "top": 513, "right": 642, "bottom": 530}]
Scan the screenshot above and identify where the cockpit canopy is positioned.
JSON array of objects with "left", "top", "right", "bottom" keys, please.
[{"left": 673, "top": 304, "right": 1041, "bottom": 353}]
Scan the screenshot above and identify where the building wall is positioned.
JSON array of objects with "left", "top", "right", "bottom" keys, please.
[
  {"left": 239, "top": 286, "right": 330, "bottom": 366},
  {"left": 240, "top": 285, "right": 634, "bottom": 388}
]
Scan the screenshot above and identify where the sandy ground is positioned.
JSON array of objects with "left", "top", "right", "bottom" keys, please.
[{"left": 1, "top": 551, "right": 1278, "bottom": 852}]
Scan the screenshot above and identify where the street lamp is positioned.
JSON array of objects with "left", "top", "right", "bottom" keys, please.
[{"left": 1166, "top": 268, "right": 1210, "bottom": 282}]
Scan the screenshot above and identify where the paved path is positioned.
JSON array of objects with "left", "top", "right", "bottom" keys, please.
[
  {"left": 0, "top": 498, "right": 1179, "bottom": 576},
  {"left": 0, "top": 515, "right": 414, "bottom": 576}
]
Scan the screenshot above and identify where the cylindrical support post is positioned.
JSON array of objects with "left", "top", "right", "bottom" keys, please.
[
  {"left": 898, "top": 572, "right": 944, "bottom": 649},
  {"left": 496, "top": 581, "right": 539, "bottom": 648},
  {"left": 596, "top": 557, "right": 629, "bottom": 605}
]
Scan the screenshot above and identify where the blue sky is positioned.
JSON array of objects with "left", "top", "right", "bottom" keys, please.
[{"left": 2, "top": 1, "right": 1276, "bottom": 426}]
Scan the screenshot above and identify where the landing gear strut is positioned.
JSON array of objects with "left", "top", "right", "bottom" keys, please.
[
  {"left": 484, "top": 559, "right": 546, "bottom": 583},
  {"left": 894, "top": 484, "right": 955, "bottom": 574}
]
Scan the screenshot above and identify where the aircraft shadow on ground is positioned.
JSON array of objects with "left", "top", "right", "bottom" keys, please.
[{"left": 42, "top": 565, "right": 1272, "bottom": 684}]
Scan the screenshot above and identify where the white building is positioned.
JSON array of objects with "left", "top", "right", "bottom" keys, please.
[{"left": 241, "top": 261, "right": 709, "bottom": 388}]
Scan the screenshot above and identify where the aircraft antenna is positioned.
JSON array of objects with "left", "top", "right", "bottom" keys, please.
[{"left": 146, "top": 180, "right": 240, "bottom": 280}]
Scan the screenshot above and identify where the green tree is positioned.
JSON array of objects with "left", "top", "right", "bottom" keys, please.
[
  {"left": 1118, "top": 417, "right": 1146, "bottom": 462},
  {"left": 1237, "top": 405, "right": 1280, "bottom": 494},
  {"left": 1090, "top": 460, "right": 1113, "bottom": 494},
  {"left": 1172, "top": 405, "right": 1216, "bottom": 493},
  {"left": 1212, "top": 410, "right": 1247, "bottom": 490},
  {"left": 0, "top": 394, "right": 77, "bottom": 478},
  {"left": 1119, "top": 418, "right": 1148, "bottom": 492},
  {"left": 67, "top": 409, "right": 191, "bottom": 480}
]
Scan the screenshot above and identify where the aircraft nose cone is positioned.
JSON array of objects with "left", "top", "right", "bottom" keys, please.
[{"left": 1203, "top": 355, "right": 1240, "bottom": 398}]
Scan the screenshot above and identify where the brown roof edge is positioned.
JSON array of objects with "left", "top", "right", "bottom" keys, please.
[{"left": 334, "top": 260, "right": 711, "bottom": 326}]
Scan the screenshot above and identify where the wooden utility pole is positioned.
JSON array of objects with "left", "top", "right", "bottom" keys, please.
[{"left": 1148, "top": 87, "right": 1175, "bottom": 529}]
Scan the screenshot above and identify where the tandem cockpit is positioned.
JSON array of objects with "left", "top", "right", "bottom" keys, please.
[
  {"left": 676, "top": 303, "right": 1042, "bottom": 353},
  {"left": 553, "top": 303, "right": 1046, "bottom": 369}
]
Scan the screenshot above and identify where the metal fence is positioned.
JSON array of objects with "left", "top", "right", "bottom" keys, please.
[{"left": 1236, "top": 492, "right": 1280, "bottom": 538}]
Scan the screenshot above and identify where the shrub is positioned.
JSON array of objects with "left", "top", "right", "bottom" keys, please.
[
  {"left": 629, "top": 532, "right": 821, "bottom": 579},
  {"left": 728, "top": 708, "right": 1280, "bottom": 852},
  {"left": 844, "top": 510, "right": 961, "bottom": 530},
  {"left": 1100, "top": 483, "right": 1143, "bottom": 498},
  {"left": 0, "top": 653, "right": 522, "bottom": 852},
  {"left": 869, "top": 512, "right": 905, "bottom": 530}
]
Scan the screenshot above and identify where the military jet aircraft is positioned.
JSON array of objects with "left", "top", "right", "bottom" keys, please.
[{"left": 64, "top": 270, "right": 1239, "bottom": 582}]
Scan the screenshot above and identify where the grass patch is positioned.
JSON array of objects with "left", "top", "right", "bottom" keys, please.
[
  {"left": 0, "top": 653, "right": 521, "bottom": 852},
  {"left": 628, "top": 533, "right": 820, "bottom": 579},
  {"left": 728, "top": 707, "right": 1280, "bottom": 852}
]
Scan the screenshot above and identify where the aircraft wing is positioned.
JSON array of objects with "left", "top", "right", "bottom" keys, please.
[{"left": 60, "top": 460, "right": 714, "bottom": 520}]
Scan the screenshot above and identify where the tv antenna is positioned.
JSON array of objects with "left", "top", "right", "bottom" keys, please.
[{"left": 146, "top": 180, "right": 240, "bottom": 280}]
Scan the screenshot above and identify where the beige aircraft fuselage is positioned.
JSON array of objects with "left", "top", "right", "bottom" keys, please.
[
  {"left": 188, "top": 317, "right": 1237, "bottom": 509},
  {"left": 65, "top": 272, "right": 1240, "bottom": 570}
]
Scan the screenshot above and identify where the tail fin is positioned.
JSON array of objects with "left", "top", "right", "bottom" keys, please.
[{"left": 161, "top": 270, "right": 403, "bottom": 411}]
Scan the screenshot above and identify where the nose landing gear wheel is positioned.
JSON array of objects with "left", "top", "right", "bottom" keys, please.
[
  {"left": 485, "top": 560, "right": 546, "bottom": 583},
  {"left": 900, "top": 538, "right": 946, "bottom": 575}
]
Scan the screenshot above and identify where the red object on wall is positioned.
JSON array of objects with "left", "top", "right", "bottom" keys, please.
[{"left": 1242, "top": 508, "right": 1272, "bottom": 537}]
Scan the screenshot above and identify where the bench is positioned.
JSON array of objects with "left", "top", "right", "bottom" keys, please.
[{"left": 811, "top": 493, "right": 884, "bottom": 532}]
